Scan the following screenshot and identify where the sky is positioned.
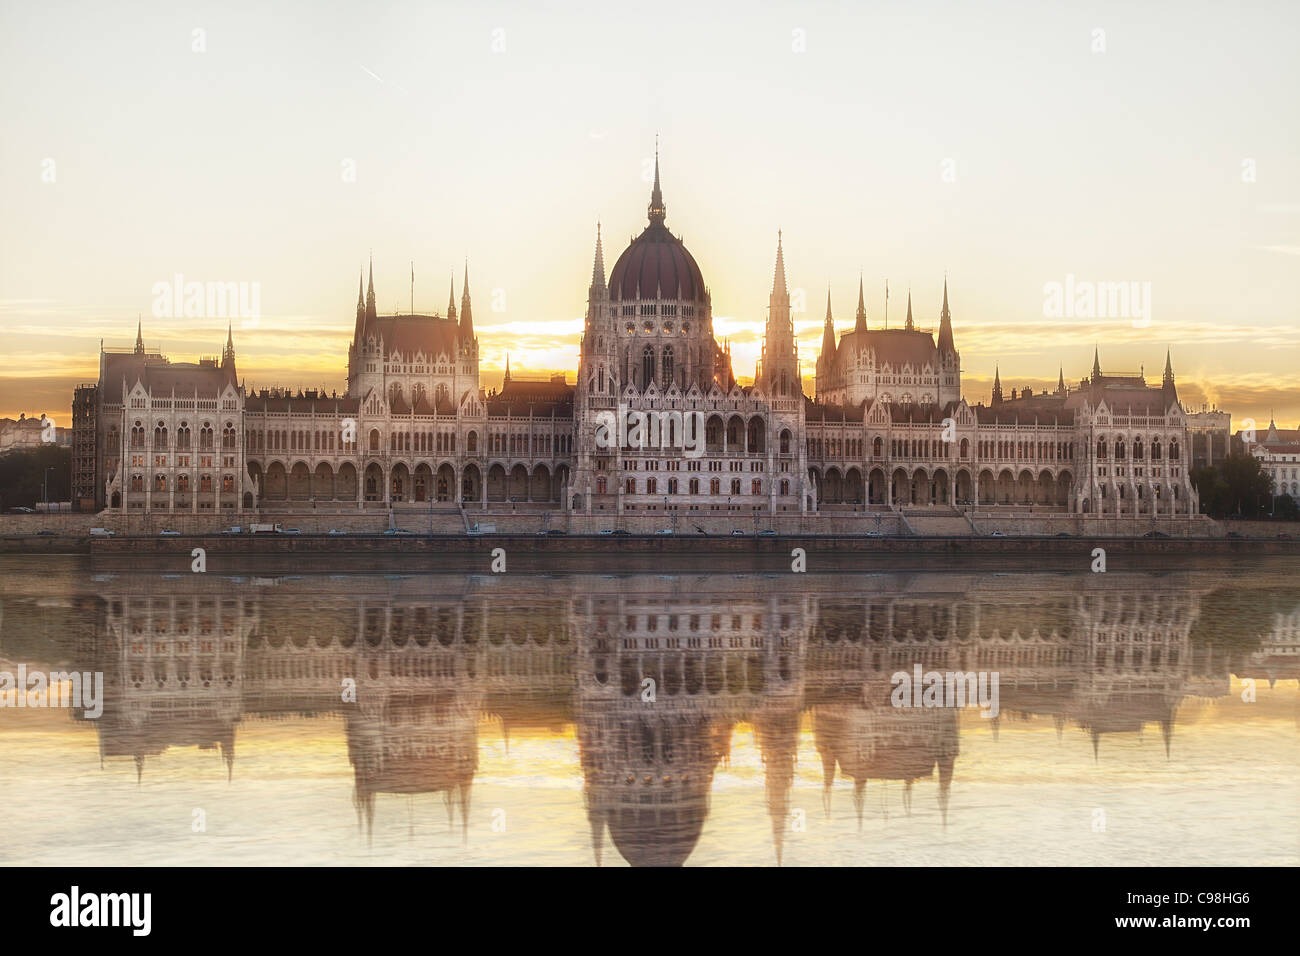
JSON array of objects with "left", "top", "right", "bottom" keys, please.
[{"left": 2, "top": 0, "right": 1297, "bottom": 427}]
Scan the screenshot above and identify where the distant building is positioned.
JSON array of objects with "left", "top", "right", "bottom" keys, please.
[
  {"left": 1241, "top": 419, "right": 1300, "bottom": 499},
  {"left": 0, "top": 413, "right": 68, "bottom": 454}
]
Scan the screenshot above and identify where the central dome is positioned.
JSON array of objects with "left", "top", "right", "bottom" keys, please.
[{"left": 607, "top": 156, "right": 708, "bottom": 304}]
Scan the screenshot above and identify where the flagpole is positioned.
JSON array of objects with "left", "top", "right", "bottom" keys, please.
[{"left": 410, "top": 262, "right": 414, "bottom": 314}]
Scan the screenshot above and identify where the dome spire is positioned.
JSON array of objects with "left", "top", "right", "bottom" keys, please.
[
  {"left": 647, "top": 136, "right": 666, "bottom": 225},
  {"left": 447, "top": 273, "right": 457, "bottom": 322},
  {"left": 905, "top": 289, "right": 914, "bottom": 331}
]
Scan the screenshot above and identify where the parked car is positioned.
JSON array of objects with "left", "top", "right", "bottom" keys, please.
[
  {"left": 1143, "top": 530, "right": 1169, "bottom": 538},
  {"left": 730, "top": 529, "right": 746, "bottom": 536},
  {"left": 1226, "top": 531, "right": 1243, "bottom": 539},
  {"left": 159, "top": 530, "right": 181, "bottom": 536},
  {"left": 10, "top": 506, "right": 36, "bottom": 514},
  {"left": 611, "top": 529, "right": 631, "bottom": 536},
  {"left": 1055, "top": 532, "right": 1072, "bottom": 537},
  {"left": 283, "top": 528, "right": 302, "bottom": 535},
  {"left": 1277, "top": 533, "right": 1292, "bottom": 540},
  {"left": 35, "top": 529, "right": 56, "bottom": 536},
  {"left": 599, "top": 528, "right": 615, "bottom": 535},
  {"left": 383, "top": 528, "right": 413, "bottom": 535},
  {"left": 222, "top": 526, "right": 243, "bottom": 535},
  {"left": 758, "top": 530, "right": 776, "bottom": 536},
  {"left": 545, "top": 529, "right": 567, "bottom": 536},
  {"left": 327, "top": 529, "right": 347, "bottom": 536},
  {"left": 989, "top": 531, "right": 1006, "bottom": 537},
  {"left": 654, "top": 528, "right": 674, "bottom": 535},
  {"left": 865, "top": 530, "right": 883, "bottom": 537},
  {"left": 89, "top": 527, "right": 115, "bottom": 537}
]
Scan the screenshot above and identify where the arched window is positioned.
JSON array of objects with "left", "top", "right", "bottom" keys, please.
[
  {"left": 369, "top": 429, "right": 381, "bottom": 452},
  {"left": 467, "top": 431, "right": 478, "bottom": 454},
  {"left": 1133, "top": 438, "right": 1144, "bottom": 459},
  {"left": 662, "top": 346, "right": 674, "bottom": 386},
  {"left": 154, "top": 422, "right": 168, "bottom": 449},
  {"left": 1151, "top": 439, "right": 1162, "bottom": 459},
  {"left": 1169, "top": 440, "right": 1179, "bottom": 460},
  {"left": 1115, "top": 439, "right": 1126, "bottom": 459},
  {"left": 1097, "top": 438, "right": 1107, "bottom": 459},
  {"left": 642, "top": 346, "right": 655, "bottom": 386}
]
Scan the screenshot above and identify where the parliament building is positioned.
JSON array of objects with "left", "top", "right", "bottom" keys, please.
[{"left": 74, "top": 158, "right": 1200, "bottom": 521}]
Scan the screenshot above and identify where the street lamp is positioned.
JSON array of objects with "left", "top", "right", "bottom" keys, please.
[{"left": 43, "top": 467, "right": 53, "bottom": 513}]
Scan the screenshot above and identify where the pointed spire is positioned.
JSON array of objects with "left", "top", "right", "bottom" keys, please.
[
  {"left": 590, "top": 222, "right": 606, "bottom": 293},
  {"left": 820, "top": 288, "right": 837, "bottom": 360},
  {"left": 854, "top": 273, "right": 867, "bottom": 333},
  {"left": 772, "top": 230, "right": 788, "bottom": 298},
  {"left": 222, "top": 322, "right": 235, "bottom": 370},
  {"left": 447, "top": 274, "right": 457, "bottom": 322},
  {"left": 459, "top": 261, "right": 474, "bottom": 343},
  {"left": 1091, "top": 346, "right": 1101, "bottom": 383},
  {"left": 1057, "top": 365, "right": 1066, "bottom": 395},
  {"left": 365, "top": 255, "right": 377, "bottom": 326},
  {"left": 991, "top": 365, "right": 1003, "bottom": 404},
  {"left": 1162, "top": 348, "right": 1175, "bottom": 390},
  {"left": 647, "top": 137, "right": 666, "bottom": 225},
  {"left": 904, "top": 290, "right": 914, "bottom": 331},
  {"left": 134, "top": 317, "right": 144, "bottom": 355},
  {"left": 503, "top": 352, "right": 511, "bottom": 385},
  {"left": 937, "top": 277, "right": 954, "bottom": 353}
]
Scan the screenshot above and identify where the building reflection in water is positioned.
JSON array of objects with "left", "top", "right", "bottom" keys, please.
[{"left": 7, "top": 568, "right": 1294, "bottom": 866}]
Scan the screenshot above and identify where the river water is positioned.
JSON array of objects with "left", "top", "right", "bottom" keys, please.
[{"left": 0, "top": 555, "right": 1295, "bottom": 866}]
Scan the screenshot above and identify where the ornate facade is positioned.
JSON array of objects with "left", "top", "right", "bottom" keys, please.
[{"left": 80, "top": 156, "right": 1200, "bottom": 519}]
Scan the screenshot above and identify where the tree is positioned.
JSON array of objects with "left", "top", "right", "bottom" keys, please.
[
  {"left": 0, "top": 446, "right": 72, "bottom": 510},
  {"left": 1191, "top": 453, "right": 1274, "bottom": 518},
  {"left": 1275, "top": 494, "right": 1300, "bottom": 521}
]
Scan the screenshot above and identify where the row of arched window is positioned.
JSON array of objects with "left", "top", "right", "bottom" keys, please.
[
  {"left": 1096, "top": 437, "right": 1178, "bottom": 460},
  {"left": 130, "top": 421, "right": 235, "bottom": 450}
]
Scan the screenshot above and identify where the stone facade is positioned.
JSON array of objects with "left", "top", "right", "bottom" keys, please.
[{"left": 80, "top": 158, "right": 1201, "bottom": 520}]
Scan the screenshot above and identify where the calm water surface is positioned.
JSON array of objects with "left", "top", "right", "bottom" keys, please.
[{"left": 1, "top": 555, "right": 1296, "bottom": 866}]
